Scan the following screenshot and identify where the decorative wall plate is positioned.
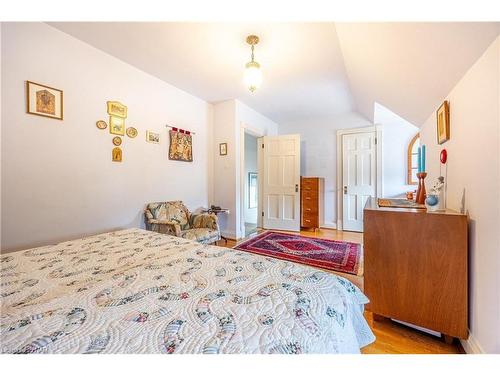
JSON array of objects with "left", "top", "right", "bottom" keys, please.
[
  {"left": 96, "top": 120, "right": 107, "bottom": 130},
  {"left": 112, "top": 136, "right": 122, "bottom": 146},
  {"left": 126, "top": 127, "right": 138, "bottom": 138}
]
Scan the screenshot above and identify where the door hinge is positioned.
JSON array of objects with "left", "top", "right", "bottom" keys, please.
[
  {"left": 261, "top": 144, "right": 264, "bottom": 149},
  {"left": 375, "top": 137, "right": 377, "bottom": 145},
  {"left": 262, "top": 211, "right": 264, "bottom": 217}
]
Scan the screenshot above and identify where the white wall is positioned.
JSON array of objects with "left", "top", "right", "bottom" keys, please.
[
  {"left": 374, "top": 102, "right": 419, "bottom": 198},
  {"left": 213, "top": 99, "right": 278, "bottom": 239},
  {"left": 212, "top": 100, "right": 237, "bottom": 237},
  {"left": 420, "top": 36, "right": 500, "bottom": 354},
  {"left": 279, "top": 112, "right": 371, "bottom": 227},
  {"left": 1, "top": 23, "right": 214, "bottom": 252},
  {"left": 243, "top": 133, "right": 258, "bottom": 224}
]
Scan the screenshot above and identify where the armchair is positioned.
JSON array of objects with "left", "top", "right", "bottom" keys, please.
[{"left": 145, "top": 201, "right": 221, "bottom": 244}]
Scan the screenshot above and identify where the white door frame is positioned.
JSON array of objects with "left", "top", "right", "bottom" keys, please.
[
  {"left": 336, "top": 125, "right": 383, "bottom": 231},
  {"left": 239, "top": 123, "right": 265, "bottom": 239}
]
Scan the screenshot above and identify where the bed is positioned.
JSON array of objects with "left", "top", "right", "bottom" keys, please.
[{"left": 0, "top": 228, "right": 375, "bottom": 354}]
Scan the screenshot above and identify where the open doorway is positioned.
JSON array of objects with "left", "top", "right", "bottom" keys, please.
[{"left": 243, "top": 132, "right": 259, "bottom": 236}]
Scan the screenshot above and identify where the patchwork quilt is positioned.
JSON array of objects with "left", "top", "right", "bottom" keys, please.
[{"left": 0, "top": 229, "right": 375, "bottom": 354}]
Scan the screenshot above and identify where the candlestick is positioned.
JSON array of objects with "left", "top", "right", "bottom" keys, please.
[{"left": 415, "top": 172, "right": 427, "bottom": 204}]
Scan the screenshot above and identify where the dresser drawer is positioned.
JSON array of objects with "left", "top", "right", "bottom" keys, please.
[
  {"left": 301, "top": 178, "right": 318, "bottom": 191},
  {"left": 301, "top": 205, "right": 318, "bottom": 215},
  {"left": 301, "top": 212, "right": 319, "bottom": 227},
  {"left": 301, "top": 189, "right": 318, "bottom": 203}
]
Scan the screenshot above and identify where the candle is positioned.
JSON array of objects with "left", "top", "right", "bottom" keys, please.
[
  {"left": 417, "top": 146, "right": 422, "bottom": 173},
  {"left": 422, "top": 145, "right": 426, "bottom": 172}
]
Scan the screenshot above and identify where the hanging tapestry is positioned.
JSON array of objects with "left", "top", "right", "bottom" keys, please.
[{"left": 169, "top": 130, "right": 193, "bottom": 162}]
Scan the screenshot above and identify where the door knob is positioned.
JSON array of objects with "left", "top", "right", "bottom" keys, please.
[{"left": 343, "top": 186, "right": 348, "bottom": 194}]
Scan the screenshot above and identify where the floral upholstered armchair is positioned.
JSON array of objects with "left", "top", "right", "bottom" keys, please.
[{"left": 144, "top": 201, "right": 221, "bottom": 244}]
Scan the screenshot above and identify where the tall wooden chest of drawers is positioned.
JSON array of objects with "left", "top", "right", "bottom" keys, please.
[
  {"left": 300, "top": 177, "right": 324, "bottom": 229},
  {"left": 363, "top": 197, "right": 468, "bottom": 341}
]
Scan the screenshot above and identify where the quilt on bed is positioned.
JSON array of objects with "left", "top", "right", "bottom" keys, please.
[{"left": 0, "top": 228, "right": 374, "bottom": 354}]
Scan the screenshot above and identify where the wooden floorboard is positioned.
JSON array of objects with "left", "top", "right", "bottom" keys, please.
[{"left": 218, "top": 228, "right": 464, "bottom": 354}]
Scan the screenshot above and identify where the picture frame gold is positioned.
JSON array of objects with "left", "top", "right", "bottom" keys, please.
[
  {"left": 126, "top": 127, "right": 138, "bottom": 138},
  {"left": 96, "top": 120, "right": 107, "bottom": 129},
  {"left": 109, "top": 116, "right": 125, "bottom": 136},
  {"left": 112, "top": 147, "right": 122, "bottom": 162},
  {"left": 107, "top": 101, "right": 127, "bottom": 118},
  {"left": 219, "top": 143, "right": 227, "bottom": 155},
  {"left": 436, "top": 100, "right": 450, "bottom": 145},
  {"left": 146, "top": 130, "right": 160, "bottom": 144},
  {"left": 112, "top": 136, "right": 122, "bottom": 146},
  {"left": 26, "top": 80, "right": 63, "bottom": 120}
]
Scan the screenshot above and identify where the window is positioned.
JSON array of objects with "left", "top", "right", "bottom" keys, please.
[{"left": 407, "top": 133, "right": 420, "bottom": 185}]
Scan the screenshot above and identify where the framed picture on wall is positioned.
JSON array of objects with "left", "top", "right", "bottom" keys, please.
[
  {"left": 146, "top": 130, "right": 160, "bottom": 144},
  {"left": 436, "top": 100, "right": 450, "bottom": 145},
  {"left": 26, "top": 81, "right": 63, "bottom": 120},
  {"left": 107, "top": 101, "right": 128, "bottom": 118},
  {"left": 109, "top": 116, "right": 125, "bottom": 136},
  {"left": 219, "top": 143, "right": 227, "bottom": 155}
]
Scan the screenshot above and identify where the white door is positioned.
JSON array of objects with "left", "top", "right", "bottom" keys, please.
[
  {"left": 262, "top": 134, "right": 301, "bottom": 231},
  {"left": 342, "top": 131, "right": 376, "bottom": 232}
]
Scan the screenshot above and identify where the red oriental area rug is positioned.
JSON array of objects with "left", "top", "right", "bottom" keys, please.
[{"left": 233, "top": 231, "right": 362, "bottom": 275}]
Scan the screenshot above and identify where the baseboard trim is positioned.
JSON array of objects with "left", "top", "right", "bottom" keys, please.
[
  {"left": 321, "top": 222, "right": 337, "bottom": 230},
  {"left": 460, "top": 332, "right": 484, "bottom": 354},
  {"left": 220, "top": 231, "right": 237, "bottom": 241}
]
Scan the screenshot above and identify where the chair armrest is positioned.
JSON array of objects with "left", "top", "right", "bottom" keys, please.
[{"left": 190, "top": 213, "right": 219, "bottom": 231}]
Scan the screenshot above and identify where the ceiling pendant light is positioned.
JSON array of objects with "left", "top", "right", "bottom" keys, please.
[{"left": 244, "top": 35, "right": 262, "bottom": 92}]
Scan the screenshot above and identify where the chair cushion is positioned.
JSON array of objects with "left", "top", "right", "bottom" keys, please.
[
  {"left": 149, "top": 201, "right": 190, "bottom": 230},
  {"left": 180, "top": 228, "right": 220, "bottom": 244}
]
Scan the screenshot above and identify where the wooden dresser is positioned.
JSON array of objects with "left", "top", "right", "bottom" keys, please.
[
  {"left": 363, "top": 197, "right": 468, "bottom": 341},
  {"left": 300, "top": 177, "right": 324, "bottom": 229}
]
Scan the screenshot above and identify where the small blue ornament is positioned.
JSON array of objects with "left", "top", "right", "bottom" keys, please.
[{"left": 425, "top": 195, "right": 438, "bottom": 206}]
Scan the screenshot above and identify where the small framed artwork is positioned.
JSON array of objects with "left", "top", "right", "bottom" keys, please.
[
  {"left": 219, "top": 143, "right": 227, "bottom": 155},
  {"left": 126, "top": 127, "right": 138, "bottom": 138},
  {"left": 96, "top": 120, "right": 107, "bottom": 130},
  {"left": 109, "top": 116, "right": 125, "bottom": 136},
  {"left": 26, "top": 81, "right": 63, "bottom": 120},
  {"left": 146, "top": 130, "right": 160, "bottom": 144},
  {"left": 112, "top": 147, "right": 122, "bottom": 162},
  {"left": 107, "top": 101, "right": 127, "bottom": 118},
  {"left": 436, "top": 100, "right": 450, "bottom": 145}
]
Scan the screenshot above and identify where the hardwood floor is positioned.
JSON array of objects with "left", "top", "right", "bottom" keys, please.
[{"left": 218, "top": 228, "right": 464, "bottom": 354}]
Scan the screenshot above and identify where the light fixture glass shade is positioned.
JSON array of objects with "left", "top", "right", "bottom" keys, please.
[{"left": 244, "top": 61, "right": 262, "bottom": 92}]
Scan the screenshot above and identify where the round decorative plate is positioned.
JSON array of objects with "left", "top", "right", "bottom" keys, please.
[
  {"left": 96, "top": 120, "right": 107, "bottom": 130},
  {"left": 126, "top": 127, "right": 138, "bottom": 138},
  {"left": 112, "top": 136, "right": 122, "bottom": 146}
]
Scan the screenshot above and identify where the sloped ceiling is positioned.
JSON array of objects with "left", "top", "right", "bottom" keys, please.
[
  {"left": 49, "top": 22, "right": 499, "bottom": 126},
  {"left": 48, "top": 22, "right": 353, "bottom": 124},
  {"left": 336, "top": 22, "right": 500, "bottom": 125}
]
